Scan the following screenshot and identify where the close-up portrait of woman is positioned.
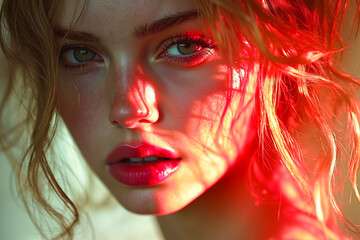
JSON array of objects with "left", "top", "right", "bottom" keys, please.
[{"left": 1, "top": 0, "right": 360, "bottom": 239}]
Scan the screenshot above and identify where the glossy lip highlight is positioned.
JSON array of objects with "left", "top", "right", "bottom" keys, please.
[
  {"left": 106, "top": 143, "right": 181, "bottom": 186},
  {"left": 106, "top": 143, "right": 181, "bottom": 164}
]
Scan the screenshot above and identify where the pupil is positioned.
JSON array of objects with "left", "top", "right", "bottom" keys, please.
[
  {"left": 74, "top": 49, "right": 95, "bottom": 62},
  {"left": 177, "top": 42, "right": 198, "bottom": 55}
]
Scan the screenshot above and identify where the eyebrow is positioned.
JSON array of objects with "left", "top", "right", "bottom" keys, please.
[
  {"left": 134, "top": 10, "right": 199, "bottom": 38},
  {"left": 54, "top": 28, "right": 101, "bottom": 43},
  {"left": 54, "top": 10, "right": 199, "bottom": 42}
]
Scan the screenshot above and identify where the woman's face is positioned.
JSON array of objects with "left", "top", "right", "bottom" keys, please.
[{"left": 57, "top": 0, "right": 256, "bottom": 214}]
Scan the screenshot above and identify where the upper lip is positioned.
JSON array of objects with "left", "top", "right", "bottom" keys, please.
[{"left": 106, "top": 142, "right": 180, "bottom": 165}]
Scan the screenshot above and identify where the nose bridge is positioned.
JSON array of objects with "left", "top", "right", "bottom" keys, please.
[
  {"left": 124, "top": 77, "right": 154, "bottom": 114},
  {"left": 114, "top": 63, "right": 153, "bottom": 105},
  {"left": 111, "top": 54, "right": 137, "bottom": 93},
  {"left": 109, "top": 63, "right": 159, "bottom": 128}
]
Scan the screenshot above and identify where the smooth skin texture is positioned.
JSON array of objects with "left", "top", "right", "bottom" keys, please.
[{"left": 57, "top": 0, "right": 286, "bottom": 239}]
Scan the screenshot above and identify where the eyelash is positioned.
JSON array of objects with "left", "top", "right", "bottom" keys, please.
[
  {"left": 155, "top": 33, "right": 216, "bottom": 66},
  {"left": 59, "top": 44, "right": 103, "bottom": 72},
  {"left": 58, "top": 33, "right": 216, "bottom": 72}
]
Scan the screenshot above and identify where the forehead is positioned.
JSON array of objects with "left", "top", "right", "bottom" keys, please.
[{"left": 58, "top": 0, "right": 197, "bottom": 30}]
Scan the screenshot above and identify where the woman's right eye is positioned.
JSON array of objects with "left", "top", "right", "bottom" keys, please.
[{"left": 59, "top": 45, "right": 104, "bottom": 73}]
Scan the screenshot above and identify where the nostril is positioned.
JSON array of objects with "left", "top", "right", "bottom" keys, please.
[
  {"left": 138, "top": 119, "right": 151, "bottom": 123},
  {"left": 109, "top": 83, "right": 159, "bottom": 128}
]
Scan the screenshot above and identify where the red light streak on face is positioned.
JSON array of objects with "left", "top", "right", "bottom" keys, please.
[
  {"left": 165, "top": 64, "right": 258, "bottom": 190},
  {"left": 143, "top": 82, "right": 158, "bottom": 123},
  {"left": 111, "top": 78, "right": 159, "bottom": 129}
]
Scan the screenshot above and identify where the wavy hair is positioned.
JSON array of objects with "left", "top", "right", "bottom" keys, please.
[
  {"left": 195, "top": 0, "right": 360, "bottom": 237},
  {"left": 0, "top": 0, "right": 360, "bottom": 239},
  {"left": 0, "top": 1, "right": 80, "bottom": 239}
]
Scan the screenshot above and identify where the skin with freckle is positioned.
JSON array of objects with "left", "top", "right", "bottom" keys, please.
[
  {"left": 58, "top": 0, "right": 256, "bottom": 215},
  {"left": 1, "top": 0, "right": 360, "bottom": 239}
]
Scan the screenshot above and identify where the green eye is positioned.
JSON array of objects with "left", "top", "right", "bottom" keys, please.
[
  {"left": 167, "top": 42, "right": 201, "bottom": 56},
  {"left": 176, "top": 42, "right": 200, "bottom": 55},
  {"left": 73, "top": 48, "right": 96, "bottom": 62},
  {"left": 59, "top": 44, "right": 104, "bottom": 72},
  {"left": 156, "top": 34, "right": 216, "bottom": 66}
]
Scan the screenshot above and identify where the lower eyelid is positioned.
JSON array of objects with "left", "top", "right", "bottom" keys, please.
[
  {"left": 59, "top": 46, "right": 104, "bottom": 72},
  {"left": 60, "top": 57, "right": 104, "bottom": 73},
  {"left": 157, "top": 48, "right": 215, "bottom": 66},
  {"left": 60, "top": 44, "right": 103, "bottom": 60}
]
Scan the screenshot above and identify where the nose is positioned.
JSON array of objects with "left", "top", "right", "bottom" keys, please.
[{"left": 109, "top": 81, "right": 159, "bottom": 128}]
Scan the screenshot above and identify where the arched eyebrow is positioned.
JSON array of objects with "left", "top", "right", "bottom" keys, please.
[
  {"left": 54, "top": 10, "right": 199, "bottom": 42},
  {"left": 134, "top": 10, "right": 199, "bottom": 38}
]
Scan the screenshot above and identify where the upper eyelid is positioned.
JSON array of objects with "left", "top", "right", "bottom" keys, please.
[
  {"left": 59, "top": 44, "right": 99, "bottom": 55},
  {"left": 59, "top": 44, "right": 105, "bottom": 64},
  {"left": 158, "top": 34, "right": 215, "bottom": 48},
  {"left": 156, "top": 34, "right": 215, "bottom": 53}
]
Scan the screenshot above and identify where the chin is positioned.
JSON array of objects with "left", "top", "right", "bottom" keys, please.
[
  {"left": 118, "top": 195, "right": 188, "bottom": 216},
  {"left": 110, "top": 180, "right": 204, "bottom": 216}
]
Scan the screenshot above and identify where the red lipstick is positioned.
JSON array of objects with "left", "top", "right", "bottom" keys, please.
[{"left": 106, "top": 143, "right": 181, "bottom": 186}]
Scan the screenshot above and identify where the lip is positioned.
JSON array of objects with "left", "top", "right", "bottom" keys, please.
[
  {"left": 106, "top": 143, "right": 181, "bottom": 186},
  {"left": 106, "top": 143, "right": 180, "bottom": 164}
]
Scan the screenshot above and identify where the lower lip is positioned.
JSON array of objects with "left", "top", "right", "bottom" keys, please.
[{"left": 107, "top": 160, "right": 180, "bottom": 186}]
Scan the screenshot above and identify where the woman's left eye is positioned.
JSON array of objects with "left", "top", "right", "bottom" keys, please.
[
  {"left": 59, "top": 45, "right": 103, "bottom": 73},
  {"left": 168, "top": 42, "right": 202, "bottom": 55},
  {"left": 156, "top": 34, "right": 216, "bottom": 66}
]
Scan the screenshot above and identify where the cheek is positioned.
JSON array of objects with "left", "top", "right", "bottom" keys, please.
[
  {"left": 186, "top": 93, "right": 255, "bottom": 182},
  {"left": 155, "top": 65, "right": 256, "bottom": 183},
  {"left": 154, "top": 63, "right": 229, "bottom": 131},
  {"left": 58, "top": 68, "right": 107, "bottom": 124},
  {"left": 57, "top": 79, "right": 108, "bottom": 152}
]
